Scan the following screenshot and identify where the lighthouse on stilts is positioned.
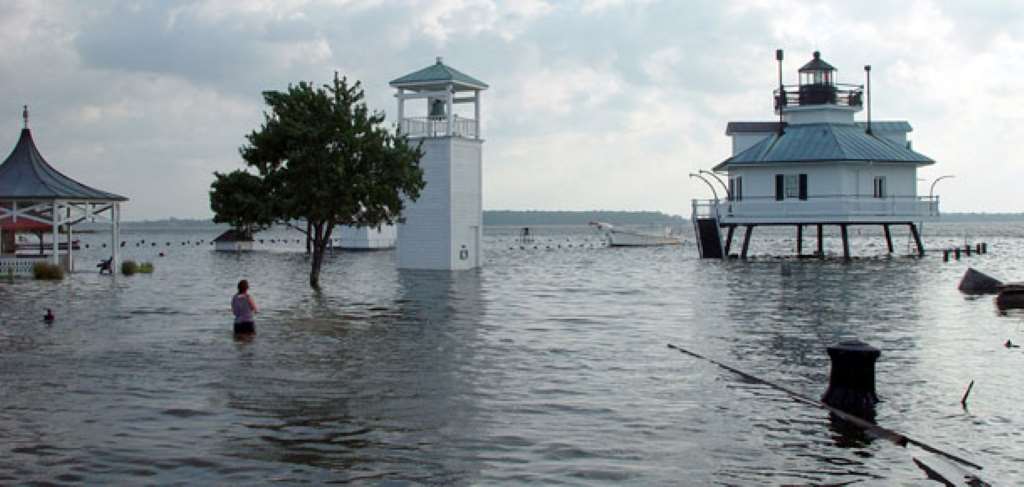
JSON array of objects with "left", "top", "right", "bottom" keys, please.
[
  {"left": 692, "top": 50, "right": 939, "bottom": 260},
  {"left": 391, "top": 58, "right": 487, "bottom": 270}
]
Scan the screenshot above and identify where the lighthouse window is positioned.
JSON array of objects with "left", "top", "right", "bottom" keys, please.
[
  {"left": 729, "top": 177, "right": 743, "bottom": 201},
  {"left": 785, "top": 175, "right": 799, "bottom": 198},
  {"left": 873, "top": 176, "right": 886, "bottom": 198}
]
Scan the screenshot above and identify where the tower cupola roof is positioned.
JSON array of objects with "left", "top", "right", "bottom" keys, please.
[{"left": 389, "top": 57, "right": 488, "bottom": 91}]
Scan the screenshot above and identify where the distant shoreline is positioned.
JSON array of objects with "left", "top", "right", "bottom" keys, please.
[{"left": 93, "top": 210, "right": 1024, "bottom": 229}]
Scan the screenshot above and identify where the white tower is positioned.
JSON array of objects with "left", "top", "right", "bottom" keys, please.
[{"left": 391, "top": 58, "right": 487, "bottom": 270}]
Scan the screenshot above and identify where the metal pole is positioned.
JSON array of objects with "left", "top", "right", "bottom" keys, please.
[
  {"left": 699, "top": 170, "right": 730, "bottom": 200},
  {"left": 776, "top": 49, "right": 785, "bottom": 134},
  {"left": 689, "top": 173, "right": 718, "bottom": 201},
  {"left": 864, "top": 65, "right": 872, "bottom": 134},
  {"left": 929, "top": 175, "right": 955, "bottom": 199},
  {"left": 112, "top": 203, "right": 120, "bottom": 272}
]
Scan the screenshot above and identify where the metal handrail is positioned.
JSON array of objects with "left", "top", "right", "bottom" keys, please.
[{"left": 774, "top": 83, "right": 864, "bottom": 110}]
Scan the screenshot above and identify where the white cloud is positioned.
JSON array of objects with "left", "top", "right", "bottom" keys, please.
[{"left": 0, "top": 0, "right": 1021, "bottom": 218}]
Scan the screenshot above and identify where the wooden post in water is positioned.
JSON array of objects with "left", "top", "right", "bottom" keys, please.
[
  {"left": 909, "top": 223, "right": 925, "bottom": 256},
  {"left": 882, "top": 224, "right": 893, "bottom": 254},
  {"left": 796, "top": 225, "right": 803, "bottom": 256},
  {"left": 724, "top": 225, "right": 735, "bottom": 256},
  {"left": 816, "top": 224, "right": 824, "bottom": 258},
  {"left": 840, "top": 224, "right": 850, "bottom": 260},
  {"left": 740, "top": 225, "right": 753, "bottom": 259}
]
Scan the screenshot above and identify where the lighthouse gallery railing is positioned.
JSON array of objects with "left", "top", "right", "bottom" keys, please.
[{"left": 693, "top": 195, "right": 939, "bottom": 222}]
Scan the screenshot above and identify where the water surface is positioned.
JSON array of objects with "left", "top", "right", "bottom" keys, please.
[{"left": 1, "top": 222, "right": 1022, "bottom": 484}]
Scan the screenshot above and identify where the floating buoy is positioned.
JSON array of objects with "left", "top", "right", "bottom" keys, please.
[
  {"left": 44, "top": 309, "right": 54, "bottom": 324},
  {"left": 159, "top": 252, "right": 165, "bottom": 257}
]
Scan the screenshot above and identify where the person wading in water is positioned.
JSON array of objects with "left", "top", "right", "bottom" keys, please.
[{"left": 232, "top": 280, "right": 258, "bottom": 334}]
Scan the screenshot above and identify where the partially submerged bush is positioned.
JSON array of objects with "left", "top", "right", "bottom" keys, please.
[
  {"left": 33, "top": 262, "right": 64, "bottom": 280},
  {"left": 121, "top": 260, "right": 138, "bottom": 275},
  {"left": 138, "top": 262, "right": 154, "bottom": 273}
]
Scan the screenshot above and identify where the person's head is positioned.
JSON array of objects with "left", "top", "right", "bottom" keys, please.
[{"left": 237, "top": 279, "right": 249, "bottom": 294}]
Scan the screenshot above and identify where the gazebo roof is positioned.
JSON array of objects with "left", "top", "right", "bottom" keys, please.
[{"left": 0, "top": 128, "right": 127, "bottom": 201}]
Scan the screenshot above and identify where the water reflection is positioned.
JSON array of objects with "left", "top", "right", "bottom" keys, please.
[{"left": 219, "top": 269, "right": 485, "bottom": 483}]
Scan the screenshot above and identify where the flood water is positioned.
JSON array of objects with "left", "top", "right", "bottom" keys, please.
[{"left": 2, "top": 221, "right": 1023, "bottom": 485}]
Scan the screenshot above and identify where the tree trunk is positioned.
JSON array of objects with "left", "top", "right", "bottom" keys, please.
[
  {"left": 308, "top": 221, "right": 335, "bottom": 290},
  {"left": 305, "top": 220, "right": 312, "bottom": 255}
]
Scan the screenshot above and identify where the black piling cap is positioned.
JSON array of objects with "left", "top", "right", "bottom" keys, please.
[{"left": 44, "top": 309, "right": 54, "bottom": 323}]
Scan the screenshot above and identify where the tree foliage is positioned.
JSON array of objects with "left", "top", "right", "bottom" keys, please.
[
  {"left": 211, "top": 75, "right": 425, "bottom": 289},
  {"left": 209, "top": 170, "right": 272, "bottom": 237}
]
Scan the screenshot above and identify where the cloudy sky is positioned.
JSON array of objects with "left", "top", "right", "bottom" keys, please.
[{"left": 1, "top": 0, "right": 1021, "bottom": 219}]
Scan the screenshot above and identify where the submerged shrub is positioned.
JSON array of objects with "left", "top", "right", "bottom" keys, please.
[
  {"left": 32, "top": 262, "right": 64, "bottom": 280},
  {"left": 121, "top": 260, "right": 138, "bottom": 275}
]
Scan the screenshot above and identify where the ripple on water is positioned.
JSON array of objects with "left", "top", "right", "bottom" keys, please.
[{"left": 0, "top": 223, "right": 1023, "bottom": 484}]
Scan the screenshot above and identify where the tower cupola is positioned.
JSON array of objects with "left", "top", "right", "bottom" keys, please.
[{"left": 390, "top": 57, "right": 488, "bottom": 140}]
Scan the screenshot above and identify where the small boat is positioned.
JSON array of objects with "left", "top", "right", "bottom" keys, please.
[{"left": 589, "top": 221, "right": 682, "bottom": 247}]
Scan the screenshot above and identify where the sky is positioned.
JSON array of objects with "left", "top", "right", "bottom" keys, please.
[{"left": 1, "top": 0, "right": 1022, "bottom": 220}]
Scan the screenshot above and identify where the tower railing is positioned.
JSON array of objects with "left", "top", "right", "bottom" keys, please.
[
  {"left": 774, "top": 83, "right": 863, "bottom": 112},
  {"left": 400, "top": 116, "right": 477, "bottom": 138}
]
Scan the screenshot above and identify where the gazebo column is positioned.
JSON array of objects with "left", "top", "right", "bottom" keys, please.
[
  {"left": 66, "top": 206, "right": 73, "bottom": 272},
  {"left": 111, "top": 203, "right": 120, "bottom": 272},
  {"left": 51, "top": 201, "right": 59, "bottom": 265}
]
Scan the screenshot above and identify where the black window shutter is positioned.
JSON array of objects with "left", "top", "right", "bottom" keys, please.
[
  {"left": 775, "top": 174, "right": 784, "bottom": 201},
  {"left": 798, "top": 174, "right": 808, "bottom": 200},
  {"left": 737, "top": 177, "right": 743, "bottom": 201}
]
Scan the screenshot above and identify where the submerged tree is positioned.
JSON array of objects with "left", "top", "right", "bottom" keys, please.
[
  {"left": 209, "top": 169, "right": 272, "bottom": 238},
  {"left": 211, "top": 74, "right": 425, "bottom": 289}
]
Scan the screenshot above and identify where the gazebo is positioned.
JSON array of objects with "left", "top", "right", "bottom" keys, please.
[{"left": 0, "top": 107, "right": 127, "bottom": 275}]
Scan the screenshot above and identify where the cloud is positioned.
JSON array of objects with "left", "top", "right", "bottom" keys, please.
[{"left": 0, "top": 0, "right": 1020, "bottom": 218}]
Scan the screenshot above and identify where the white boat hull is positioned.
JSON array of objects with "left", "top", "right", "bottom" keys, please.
[{"left": 606, "top": 230, "right": 681, "bottom": 247}]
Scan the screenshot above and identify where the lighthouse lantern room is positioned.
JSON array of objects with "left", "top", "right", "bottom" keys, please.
[{"left": 391, "top": 58, "right": 487, "bottom": 270}]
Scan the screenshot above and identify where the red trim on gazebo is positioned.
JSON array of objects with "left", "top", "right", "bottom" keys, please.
[{"left": 0, "top": 217, "right": 49, "bottom": 231}]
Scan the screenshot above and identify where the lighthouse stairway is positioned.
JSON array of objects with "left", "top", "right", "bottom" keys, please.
[
  {"left": 691, "top": 201, "right": 725, "bottom": 259},
  {"left": 694, "top": 218, "right": 724, "bottom": 258}
]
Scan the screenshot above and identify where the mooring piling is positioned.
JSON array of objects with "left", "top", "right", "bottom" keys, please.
[
  {"left": 665, "top": 343, "right": 983, "bottom": 471},
  {"left": 821, "top": 340, "right": 880, "bottom": 421}
]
